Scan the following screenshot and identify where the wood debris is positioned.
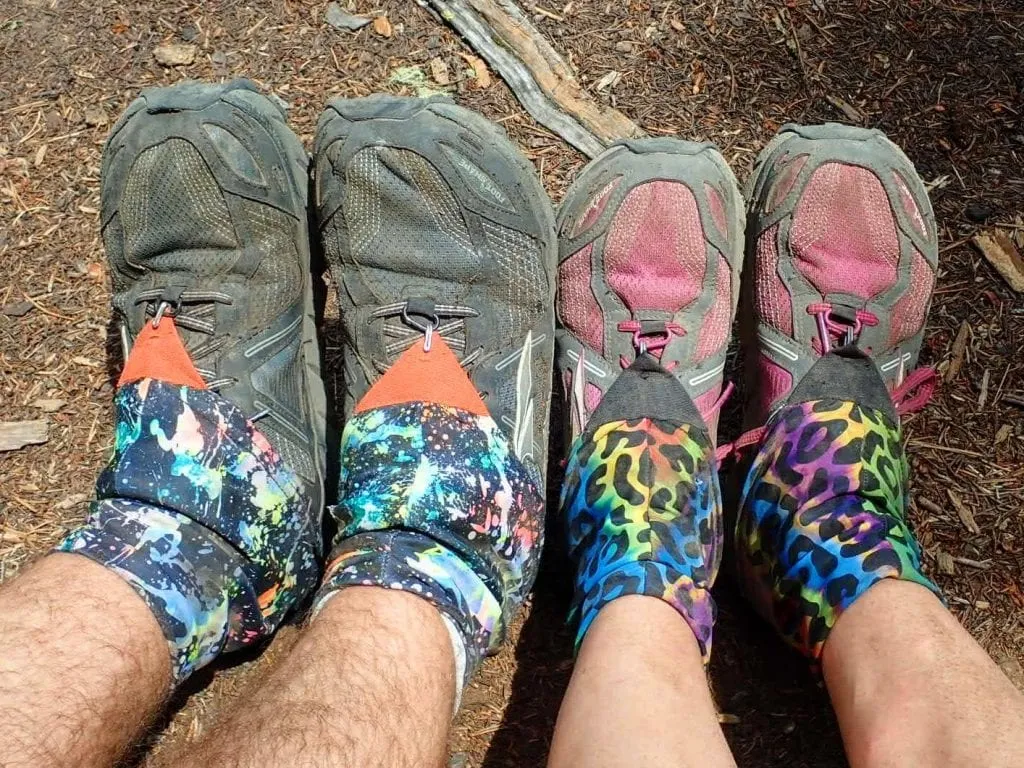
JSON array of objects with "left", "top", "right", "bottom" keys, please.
[
  {"left": 947, "top": 488, "right": 980, "bottom": 535},
  {"left": 325, "top": 3, "right": 372, "bottom": 32},
  {"left": 423, "top": 0, "right": 643, "bottom": 157},
  {"left": 973, "top": 229, "right": 1024, "bottom": 292},
  {"left": 945, "top": 320, "right": 970, "bottom": 382},
  {"left": 936, "top": 551, "right": 956, "bottom": 575},
  {"left": 0, "top": 420, "right": 48, "bottom": 452}
]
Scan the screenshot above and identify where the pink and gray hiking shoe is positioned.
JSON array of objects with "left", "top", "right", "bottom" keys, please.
[
  {"left": 555, "top": 139, "right": 744, "bottom": 443},
  {"left": 740, "top": 123, "right": 939, "bottom": 440},
  {"left": 733, "top": 123, "right": 942, "bottom": 659},
  {"left": 555, "top": 139, "right": 744, "bottom": 661}
]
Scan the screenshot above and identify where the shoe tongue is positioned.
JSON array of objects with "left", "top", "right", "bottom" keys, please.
[
  {"left": 119, "top": 317, "right": 207, "bottom": 390},
  {"left": 354, "top": 335, "right": 488, "bottom": 416},
  {"left": 586, "top": 353, "right": 705, "bottom": 435},
  {"left": 785, "top": 348, "right": 896, "bottom": 420}
]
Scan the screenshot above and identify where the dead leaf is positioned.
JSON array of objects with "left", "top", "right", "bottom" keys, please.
[
  {"left": 85, "top": 262, "right": 105, "bottom": 281},
  {"left": 670, "top": 18, "right": 685, "bottom": 32},
  {"left": 372, "top": 15, "right": 393, "bottom": 38},
  {"left": 111, "top": 22, "right": 129, "bottom": 35},
  {"left": 995, "top": 424, "right": 1013, "bottom": 445},
  {"left": 459, "top": 53, "right": 491, "bottom": 89},
  {"left": 946, "top": 320, "right": 970, "bottom": 382},
  {"left": 429, "top": 57, "right": 451, "bottom": 86},
  {"left": 34, "top": 144, "right": 47, "bottom": 167},
  {"left": 72, "top": 356, "right": 100, "bottom": 368},
  {"left": 947, "top": 488, "right": 980, "bottom": 535},
  {"left": 973, "top": 230, "right": 1024, "bottom": 292},
  {"left": 154, "top": 42, "right": 197, "bottom": 67},
  {"left": 717, "top": 713, "right": 741, "bottom": 725},
  {"left": 0, "top": 420, "right": 48, "bottom": 452}
]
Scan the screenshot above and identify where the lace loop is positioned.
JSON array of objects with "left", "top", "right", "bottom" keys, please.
[{"left": 370, "top": 299, "right": 480, "bottom": 365}]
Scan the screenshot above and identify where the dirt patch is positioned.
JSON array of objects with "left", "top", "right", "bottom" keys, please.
[{"left": 2, "top": 2, "right": 1022, "bottom": 766}]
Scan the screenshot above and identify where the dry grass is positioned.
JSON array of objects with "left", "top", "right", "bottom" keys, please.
[{"left": 2, "top": 2, "right": 1022, "bottom": 766}]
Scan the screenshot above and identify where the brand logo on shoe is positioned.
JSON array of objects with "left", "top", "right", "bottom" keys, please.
[{"left": 441, "top": 145, "right": 512, "bottom": 209}]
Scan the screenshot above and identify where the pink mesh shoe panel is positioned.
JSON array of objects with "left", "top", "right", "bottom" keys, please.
[
  {"left": 754, "top": 354, "right": 794, "bottom": 422},
  {"left": 790, "top": 163, "right": 899, "bottom": 299},
  {"left": 558, "top": 243, "right": 604, "bottom": 354},
  {"left": 889, "top": 247, "right": 934, "bottom": 346},
  {"left": 755, "top": 225, "right": 793, "bottom": 335},
  {"left": 694, "top": 253, "right": 732, "bottom": 364},
  {"left": 604, "top": 181, "right": 706, "bottom": 314}
]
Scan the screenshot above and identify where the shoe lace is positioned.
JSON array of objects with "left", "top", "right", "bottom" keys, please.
[
  {"left": 369, "top": 298, "right": 482, "bottom": 373},
  {"left": 717, "top": 301, "right": 938, "bottom": 463},
  {"left": 133, "top": 286, "right": 236, "bottom": 390},
  {"left": 616, "top": 319, "right": 734, "bottom": 430}
]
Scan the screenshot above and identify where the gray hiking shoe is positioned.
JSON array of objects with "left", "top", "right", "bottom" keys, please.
[
  {"left": 740, "top": 123, "right": 938, "bottom": 434},
  {"left": 313, "top": 95, "right": 556, "bottom": 484},
  {"left": 101, "top": 79, "right": 326, "bottom": 506},
  {"left": 555, "top": 139, "right": 744, "bottom": 444}
]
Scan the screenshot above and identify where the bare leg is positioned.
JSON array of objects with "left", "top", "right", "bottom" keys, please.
[
  {"left": 0, "top": 554, "right": 170, "bottom": 768},
  {"left": 548, "top": 596, "right": 736, "bottom": 768},
  {"left": 824, "top": 580, "right": 1024, "bottom": 768},
  {"left": 159, "top": 587, "right": 455, "bottom": 768}
]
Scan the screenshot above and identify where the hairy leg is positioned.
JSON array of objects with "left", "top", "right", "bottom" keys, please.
[
  {"left": 548, "top": 596, "right": 736, "bottom": 768},
  {"left": 0, "top": 554, "right": 170, "bottom": 768},
  {"left": 158, "top": 587, "right": 455, "bottom": 768},
  {"left": 824, "top": 580, "right": 1024, "bottom": 768}
]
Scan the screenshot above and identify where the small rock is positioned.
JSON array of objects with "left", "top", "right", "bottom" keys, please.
[
  {"left": 180, "top": 25, "right": 199, "bottom": 42},
  {"left": 45, "top": 110, "right": 63, "bottom": 131},
  {"left": 211, "top": 51, "right": 228, "bottom": 66},
  {"left": 1, "top": 301, "right": 33, "bottom": 317},
  {"left": 31, "top": 398, "right": 66, "bottom": 413},
  {"left": 325, "top": 3, "right": 372, "bottom": 32},
  {"left": 614, "top": 40, "right": 635, "bottom": 53},
  {"left": 372, "top": 15, "right": 393, "bottom": 38},
  {"left": 965, "top": 202, "right": 995, "bottom": 223},
  {"left": 83, "top": 106, "right": 108, "bottom": 127},
  {"left": 154, "top": 42, "right": 197, "bottom": 67}
]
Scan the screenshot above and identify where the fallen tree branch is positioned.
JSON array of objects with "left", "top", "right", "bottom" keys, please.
[{"left": 421, "top": 0, "right": 644, "bottom": 157}]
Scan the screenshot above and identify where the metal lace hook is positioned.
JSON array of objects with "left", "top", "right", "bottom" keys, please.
[
  {"left": 152, "top": 301, "right": 171, "bottom": 328},
  {"left": 423, "top": 322, "right": 434, "bottom": 352}
]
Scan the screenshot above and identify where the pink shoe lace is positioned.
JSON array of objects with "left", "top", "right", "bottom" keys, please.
[
  {"left": 719, "top": 301, "right": 937, "bottom": 463},
  {"left": 615, "top": 320, "right": 735, "bottom": 438}
]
